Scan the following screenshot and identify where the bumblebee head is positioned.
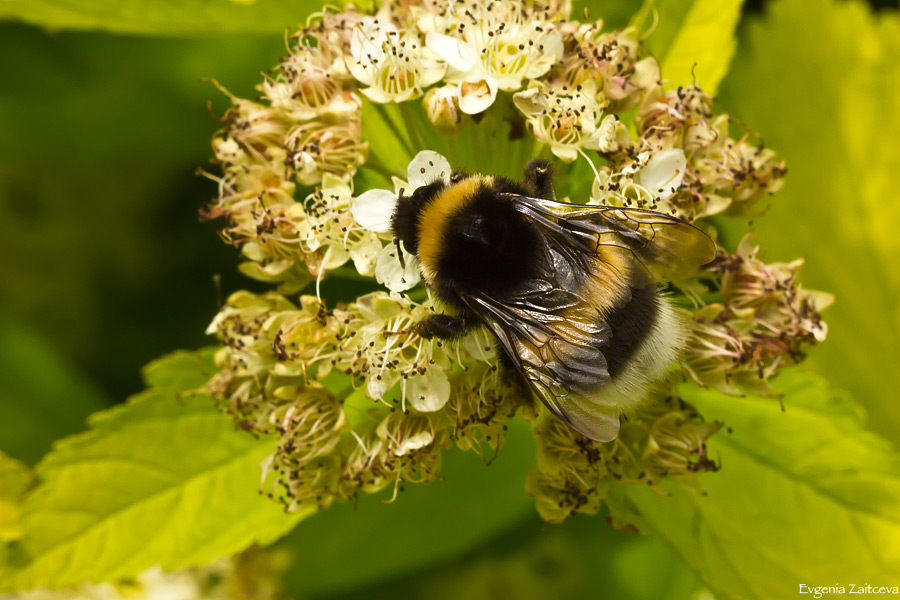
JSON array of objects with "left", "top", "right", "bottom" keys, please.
[
  {"left": 391, "top": 179, "right": 446, "bottom": 256},
  {"left": 431, "top": 183, "right": 542, "bottom": 294}
]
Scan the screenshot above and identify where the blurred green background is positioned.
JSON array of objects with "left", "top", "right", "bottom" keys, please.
[{"left": 1, "top": 0, "right": 899, "bottom": 598}]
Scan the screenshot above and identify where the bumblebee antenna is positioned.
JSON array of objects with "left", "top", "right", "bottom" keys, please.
[{"left": 393, "top": 236, "right": 406, "bottom": 269}]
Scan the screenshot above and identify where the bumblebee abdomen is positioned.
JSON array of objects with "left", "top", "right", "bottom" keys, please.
[
  {"left": 572, "top": 264, "right": 685, "bottom": 413},
  {"left": 592, "top": 294, "right": 686, "bottom": 414},
  {"left": 602, "top": 278, "right": 661, "bottom": 377}
]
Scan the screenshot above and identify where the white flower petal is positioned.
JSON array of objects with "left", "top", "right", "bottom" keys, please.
[
  {"left": 349, "top": 26, "right": 367, "bottom": 63},
  {"left": 421, "top": 63, "right": 448, "bottom": 88},
  {"left": 205, "top": 313, "right": 224, "bottom": 335},
  {"left": 367, "top": 370, "right": 399, "bottom": 400},
  {"left": 550, "top": 144, "right": 579, "bottom": 162},
  {"left": 705, "top": 194, "right": 733, "bottom": 216},
  {"left": 320, "top": 245, "right": 350, "bottom": 271},
  {"left": 358, "top": 292, "right": 405, "bottom": 321},
  {"left": 305, "top": 228, "right": 322, "bottom": 251},
  {"left": 375, "top": 242, "right": 421, "bottom": 292},
  {"left": 260, "top": 259, "right": 294, "bottom": 276},
  {"left": 543, "top": 30, "right": 565, "bottom": 62},
  {"left": 493, "top": 73, "right": 525, "bottom": 91},
  {"left": 595, "top": 115, "right": 621, "bottom": 153},
  {"left": 241, "top": 241, "right": 267, "bottom": 261},
  {"left": 637, "top": 148, "right": 687, "bottom": 201},
  {"left": 349, "top": 233, "right": 382, "bottom": 276},
  {"left": 590, "top": 168, "right": 613, "bottom": 201},
  {"left": 462, "top": 327, "right": 496, "bottom": 361},
  {"left": 458, "top": 77, "right": 498, "bottom": 114},
  {"left": 351, "top": 189, "right": 397, "bottom": 233},
  {"left": 406, "top": 367, "right": 450, "bottom": 412},
  {"left": 512, "top": 86, "right": 548, "bottom": 115},
  {"left": 394, "top": 431, "right": 434, "bottom": 456},
  {"left": 213, "top": 137, "right": 245, "bottom": 163},
  {"left": 425, "top": 33, "right": 478, "bottom": 73},
  {"left": 523, "top": 30, "right": 564, "bottom": 79},
  {"left": 351, "top": 17, "right": 392, "bottom": 63},
  {"left": 632, "top": 57, "right": 661, "bottom": 90},
  {"left": 407, "top": 150, "right": 452, "bottom": 190},
  {"left": 346, "top": 57, "right": 375, "bottom": 86},
  {"left": 321, "top": 172, "right": 351, "bottom": 197},
  {"left": 359, "top": 85, "right": 395, "bottom": 104},
  {"left": 392, "top": 175, "right": 412, "bottom": 197},
  {"left": 413, "top": 7, "right": 441, "bottom": 34}
]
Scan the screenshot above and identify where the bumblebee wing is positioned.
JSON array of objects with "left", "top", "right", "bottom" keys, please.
[
  {"left": 505, "top": 195, "right": 716, "bottom": 282},
  {"left": 464, "top": 281, "right": 621, "bottom": 442}
]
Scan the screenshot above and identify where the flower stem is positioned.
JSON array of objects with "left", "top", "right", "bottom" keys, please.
[
  {"left": 399, "top": 101, "right": 427, "bottom": 154},
  {"left": 363, "top": 154, "right": 402, "bottom": 181},
  {"left": 372, "top": 102, "right": 416, "bottom": 159}
]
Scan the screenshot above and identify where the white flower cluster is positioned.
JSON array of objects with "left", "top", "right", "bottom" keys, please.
[
  {"left": 632, "top": 84, "right": 787, "bottom": 221},
  {"left": 513, "top": 79, "right": 628, "bottom": 161},
  {"left": 682, "top": 234, "right": 833, "bottom": 397},
  {"left": 590, "top": 147, "right": 688, "bottom": 212},
  {"left": 199, "top": 0, "right": 829, "bottom": 522},
  {"left": 200, "top": 1, "right": 682, "bottom": 295},
  {"left": 206, "top": 285, "right": 521, "bottom": 510}
]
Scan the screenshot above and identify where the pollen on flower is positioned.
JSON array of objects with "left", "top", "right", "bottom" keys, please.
[
  {"left": 514, "top": 79, "right": 628, "bottom": 161},
  {"left": 283, "top": 118, "right": 368, "bottom": 186},
  {"left": 527, "top": 393, "right": 721, "bottom": 523},
  {"left": 441, "top": 359, "right": 530, "bottom": 461},
  {"left": 266, "top": 33, "right": 358, "bottom": 118},
  {"left": 556, "top": 20, "right": 658, "bottom": 112},
  {"left": 419, "top": 0, "right": 565, "bottom": 113},
  {"left": 681, "top": 234, "right": 832, "bottom": 397},
  {"left": 347, "top": 17, "right": 445, "bottom": 103},
  {"left": 634, "top": 84, "right": 787, "bottom": 220},
  {"left": 199, "top": 0, "right": 829, "bottom": 524}
]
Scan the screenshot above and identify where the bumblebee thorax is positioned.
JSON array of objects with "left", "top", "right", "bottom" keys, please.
[{"left": 416, "top": 177, "right": 542, "bottom": 296}]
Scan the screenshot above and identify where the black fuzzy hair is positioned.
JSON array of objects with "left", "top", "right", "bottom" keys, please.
[
  {"left": 434, "top": 177, "right": 543, "bottom": 298},
  {"left": 392, "top": 180, "right": 445, "bottom": 256},
  {"left": 602, "top": 273, "right": 660, "bottom": 377}
]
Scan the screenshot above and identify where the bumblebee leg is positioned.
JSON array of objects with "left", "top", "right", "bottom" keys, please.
[
  {"left": 523, "top": 159, "right": 556, "bottom": 200},
  {"left": 415, "top": 313, "right": 475, "bottom": 340}
]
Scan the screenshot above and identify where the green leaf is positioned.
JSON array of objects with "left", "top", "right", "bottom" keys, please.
[
  {"left": 0, "top": 453, "right": 33, "bottom": 543},
  {"left": 0, "top": 315, "right": 108, "bottom": 466},
  {"left": 641, "top": 0, "right": 745, "bottom": 95},
  {"left": 279, "top": 418, "right": 536, "bottom": 596},
  {"left": 606, "top": 371, "right": 900, "bottom": 600},
  {"left": 387, "top": 518, "right": 702, "bottom": 600},
  {"left": 334, "top": 509, "right": 707, "bottom": 600},
  {"left": 588, "top": 526, "right": 707, "bottom": 600},
  {"left": 0, "top": 349, "right": 306, "bottom": 592},
  {"left": 280, "top": 416, "right": 707, "bottom": 600},
  {"left": 0, "top": 0, "right": 347, "bottom": 36},
  {"left": 717, "top": 0, "right": 900, "bottom": 444}
]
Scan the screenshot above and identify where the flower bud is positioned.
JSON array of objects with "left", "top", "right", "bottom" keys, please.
[{"left": 423, "top": 86, "right": 465, "bottom": 134}]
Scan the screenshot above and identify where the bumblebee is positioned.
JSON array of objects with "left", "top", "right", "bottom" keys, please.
[{"left": 392, "top": 159, "right": 715, "bottom": 442}]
